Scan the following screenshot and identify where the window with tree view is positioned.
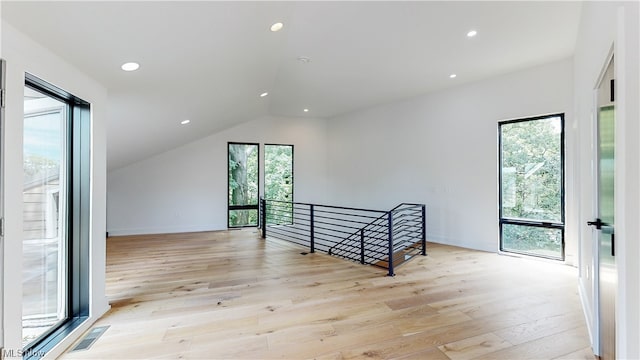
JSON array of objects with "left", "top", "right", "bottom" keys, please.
[
  {"left": 265, "top": 144, "right": 293, "bottom": 225},
  {"left": 499, "top": 114, "right": 564, "bottom": 259},
  {"left": 228, "top": 143, "right": 259, "bottom": 227}
]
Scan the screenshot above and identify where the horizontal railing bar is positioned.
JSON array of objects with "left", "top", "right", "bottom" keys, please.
[
  {"left": 312, "top": 216, "right": 376, "bottom": 226},
  {"left": 392, "top": 208, "right": 423, "bottom": 214},
  {"left": 342, "top": 249, "right": 384, "bottom": 257},
  {"left": 263, "top": 198, "right": 426, "bottom": 275},
  {"left": 267, "top": 215, "right": 296, "bottom": 222},
  {"left": 267, "top": 228, "right": 311, "bottom": 244},
  {"left": 313, "top": 211, "right": 384, "bottom": 223},
  {"left": 394, "top": 226, "right": 422, "bottom": 233},
  {"left": 313, "top": 222, "right": 366, "bottom": 232},
  {"left": 394, "top": 211, "right": 423, "bottom": 216},
  {"left": 313, "top": 233, "right": 348, "bottom": 245},
  {"left": 267, "top": 226, "right": 310, "bottom": 238},
  {"left": 394, "top": 213, "right": 422, "bottom": 218},
  {"left": 268, "top": 210, "right": 300, "bottom": 215},
  {"left": 393, "top": 229, "right": 419, "bottom": 235},
  {"left": 333, "top": 242, "right": 387, "bottom": 253},
  {"left": 265, "top": 198, "right": 388, "bottom": 214},
  {"left": 393, "top": 236, "right": 422, "bottom": 244},
  {"left": 269, "top": 225, "right": 309, "bottom": 236},
  {"left": 313, "top": 218, "right": 380, "bottom": 228},
  {"left": 266, "top": 210, "right": 294, "bottom": 216},
  {"left": 312, "top": 210, "right": 384, "bottom": 219},
  {"left": 393, "top": 221, "right": 422, "bottom": 227},
  {"left": 393, "top": 218, "right": 422, "bottom": 225}
]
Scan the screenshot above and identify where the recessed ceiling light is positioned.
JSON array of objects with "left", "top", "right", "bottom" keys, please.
[
  {"left": 260, "top": 92, "right": 269, "bottom": 97},
  {"left": 303, "top": 108, "right": 309, "bottom": 112},
  {"left": 270, "top": 22, "right": 284, "bottom": 32},
  {"left": 467, "top": 30, "right": 477, "bottom": 38},
  {"left": 181, "top": 120, "right": 190, "bottom": 125},
  {"left": 449, "top": 74, "right": 457, "bottom": 79},
  {"left": 121, "top": 62, "right": 140, "bottom": 71}
]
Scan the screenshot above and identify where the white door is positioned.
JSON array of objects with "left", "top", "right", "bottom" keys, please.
[{"left": 589, "top": 55, "right": 616, "bottom": 360}]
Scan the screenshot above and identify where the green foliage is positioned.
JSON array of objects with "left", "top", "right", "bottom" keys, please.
[
  {"left": 227, "top": 144, "right": 293, "bottom": 226},
  {"left": 228, "top": 144, "right": 258, "bottom": 226},
  {"left": 502, "top": 224, "right": 562, "bottom": 257},
  {"left": 265, "top": 145, "right": 293, "bottom": 202},
  {"left": 265, "top": 145, "right": 293, "bottom": 225},
  {"left": 501, "top": 118, "right": 562, "bottom": 222},
  {"left": 501, "top": 118, "right": 563, "bottom": 256}
]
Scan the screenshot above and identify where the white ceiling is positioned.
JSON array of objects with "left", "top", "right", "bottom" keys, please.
[{"left": 2, "top": 1, "right": 582, "bottom": 170}]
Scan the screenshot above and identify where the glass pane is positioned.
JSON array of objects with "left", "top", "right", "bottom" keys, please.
[
  {"left": 228, "top": 144, "right": 258, "bottom": 206},
  {"left": 264, "top": 145, "right": 293, "bottom": 202},
  {"left": 599, "top": 105, "right": 615, "bottom": 226},
  {"left": 265, "top": 145, "right": 293, "bottom": 225},
  {"left": 501, "top": 117, "right": 562, "bottom": 222},
  {"left": 229, "top": 209, "right": 258, "bottom": 227},
  {"left": 23, "top": 87, "right": 68, "bottom": 346},
  {"left": 502, "top": 224, "right": 562, "bottom": 258}
]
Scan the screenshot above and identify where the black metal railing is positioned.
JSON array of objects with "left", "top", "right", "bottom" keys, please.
[{"left": 259, "top": 198, "right": 426, "bottom": 276}]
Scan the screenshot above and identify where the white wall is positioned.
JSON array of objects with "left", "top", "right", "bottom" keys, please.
[
  {"left": 107, "top": 115, "right": 328, "bottom": 235},
  {"left": 574, "top": 2, "right": 639, "bottom": 358},
  {"left": 326, "top": 59, "right": 575, "bottom": 255},
  {"left": 1, "top": 23, "right": 109, "bottom": 357}
]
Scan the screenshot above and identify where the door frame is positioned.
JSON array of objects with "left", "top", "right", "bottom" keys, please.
[{"left": 590, "top": 45, "right": 615, "bottom": 358}]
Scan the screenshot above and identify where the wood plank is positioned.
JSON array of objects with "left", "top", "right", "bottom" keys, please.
[
  {"left": 438, "top": 332, "right": 513, "bottom": 360},
  {"left": 472, "top": 326, "right": 591, "bottom": 360},
  {"left": 58, "top": 230, "right": 593, "bottom": 360}
]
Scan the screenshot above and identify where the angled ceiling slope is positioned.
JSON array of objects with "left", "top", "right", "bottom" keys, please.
[{"left": 1, "top": 1, "right": 582, "bottom": 170}]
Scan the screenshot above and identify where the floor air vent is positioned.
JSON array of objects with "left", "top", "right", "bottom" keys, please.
[{"left": 71, "top": 326, "right": 109, "bottom": 352}]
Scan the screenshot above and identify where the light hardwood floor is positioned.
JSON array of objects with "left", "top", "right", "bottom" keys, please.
[{"left": 60, "top": 229, "right": 594, "bottom": 360}]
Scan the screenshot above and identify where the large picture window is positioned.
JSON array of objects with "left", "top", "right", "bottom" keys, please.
[
  {"left": 499, "top": 114, "right": 565, "bottom": 259},
  {"left": 228, "top": 143, "right": 259, "bottom": 227},
  {"left": 264, "top": 144, "right": 293, "bottom": 225},
  {"left": 23, "top": 74, "right": 91, "bottom": 356},
  {"left": 23, "top": 88, "right": 68, "bottom": 347}
]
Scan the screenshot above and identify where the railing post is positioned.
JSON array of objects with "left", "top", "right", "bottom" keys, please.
[
  {"left": 360, "top": 229, "right": 365, "bottom": 264},
  {"left": 421, "top": 205, "right": 426, "bottom": 256},
  {"left": 387, "top": 211, "right": 394, "bottom": 276},
  {"left": 261, "top": 198, "right": 266, "bottom": 239},
  {"left": 310, "top": 204, "right": 315, "bottom": 253}
]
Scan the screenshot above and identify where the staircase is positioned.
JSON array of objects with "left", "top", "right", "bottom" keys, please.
[{"left": 260, "top": 199, "right": 426, "bottom": 276}]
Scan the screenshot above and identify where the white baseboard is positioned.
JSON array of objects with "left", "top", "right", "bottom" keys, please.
[{"left": 107, "top": 224, "right": 227, "bottom": 237}]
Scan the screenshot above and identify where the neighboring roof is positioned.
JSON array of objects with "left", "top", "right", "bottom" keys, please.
[{"left": 24, "top": 170, "right": 60, "bottom": 192}]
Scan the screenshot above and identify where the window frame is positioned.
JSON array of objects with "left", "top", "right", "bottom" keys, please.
[
  {"left": 227, "top": 142, "right": 260, "bottom": 228},
  {"left": 23, "top": 73, "right": 91, "bottom": 358},
  {"left": 264, "top": 143, "right": 294, "bottom": 202},
  {"left": 264, "top": 144, "right": 294, "bottom": 226},
  {"left": 498, "top": 113, "right": 566, "bottom": 260}
]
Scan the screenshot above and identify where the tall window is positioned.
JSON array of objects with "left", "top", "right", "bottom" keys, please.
[
  {"left": 499, "top": 114, "right": 565, "bottom": 259},
  {"left": 23, "top": 87, "right": 67, "bottom": 346},
  {"left": 228, "top": 143, "right": 259, "bottom": 227},
  {"left": 265, "top": 144, "right": 293, "bottom": 224},
  {"left": 23, "top": 74, "right": 90, "bottom": 355}
]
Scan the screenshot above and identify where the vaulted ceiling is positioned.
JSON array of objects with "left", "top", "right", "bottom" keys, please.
[{"left": 2, "top": 1, "right": 582, "bottom": 170}]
